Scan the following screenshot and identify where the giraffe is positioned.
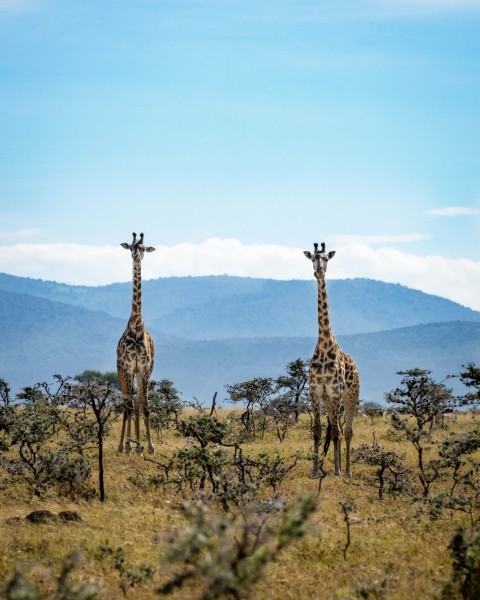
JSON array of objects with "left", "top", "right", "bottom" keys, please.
[
  {"left": 304, "top": 242, "right": 360, "bottom": 477},
  {"left": 117, "top": 232, "right": 156, "bottom": 455}
]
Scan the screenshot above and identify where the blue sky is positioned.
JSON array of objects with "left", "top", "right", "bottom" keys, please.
[{"left": 1, "top": 1, "right": 479, "bottom": 308}]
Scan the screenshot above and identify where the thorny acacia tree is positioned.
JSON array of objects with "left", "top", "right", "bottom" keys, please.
[
  {"left": 148, "top": 378, "right": 184, "bottom": 435},
  {"left": 225, "top": 377, "right": 275, "bottom": 436},
  {"left": 386, "top": 369, "right": 455, "bottom": 496},
  {"left": 224, "top": 358, "right": 311, "bottom": 440},
  {"left": 275, "top": 358, "right": 310, "bottom": 422},
  {"left": 75, "top": 370, "right": 121, "bottom": 389},
  {"left": 459, "top": 363, "right": 480, "bottom": 408},
  {"left": 62, "top": 379, "right": 120, "bottom": 502},
  {"left": 2, "top": 376, "right": 72, "bottom": 496}
]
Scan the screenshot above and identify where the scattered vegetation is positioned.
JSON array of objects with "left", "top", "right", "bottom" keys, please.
[{"left": 0, "top": 362, "right": 479, "bottom": 599}]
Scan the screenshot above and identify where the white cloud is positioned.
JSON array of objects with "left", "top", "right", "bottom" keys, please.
[
  {"left": 330, "top": 243, "right": 480, "bottom": 311},
  {"left": 0, "top": 239, "right": 309, "bottom": 286},
  {"left": 427, "top": 206, "right": 480, "bottom": 217},
  {"left": 0, "top": 243, "right": 129, "bottom": 286},
  {"left": 144, "top": 238, "right": 307, "bottom": 280},
  {"left": 0, "top": 238, "right": 479, "bottom": 311}
]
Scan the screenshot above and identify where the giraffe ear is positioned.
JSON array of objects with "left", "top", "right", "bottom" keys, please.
[
  {"left": 303, "top": 251, "right": 312, "bottom": 259},
  {"left": 145, "top": 246, "right": 156, "bottom": 253},
  {"left": 328, "top": 251, "right": 336, "bottom": 259},
  {"left": 120, "top": 243, "right": 131, "bottom": 250}
]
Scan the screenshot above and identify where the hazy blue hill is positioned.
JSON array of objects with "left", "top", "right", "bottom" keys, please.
[
  {"left": 0, "top": 288, "right": 178, "bottom": 392},
  {"left": 2, "top": 273, "right": 478, "bottom": 338},
  {"left": 155, "top": 337, "right": 316, "bottom": 403},
  {"left": 0, "top": 289, "right": 122, "bottom": 391},
  {"left": 0, "top": 273, "right": 269, "bottom": 320},
  {"left": 150, "top": 277, "right": 480, "bottom": 338},
  {"left": 0, "top": 273, "right": 133, "bottom": 318},
  {"left": 157, "top": 321, "right": 480, "bottom": 403},
  {"left": 329, "top": 278, "right": 480, "bottom": 333},
  {"left": 340, "top": 320, "right": 480, "bottom": 402},
  {"left": 1, "top": 274, "right": 479, "bottom": 401}
]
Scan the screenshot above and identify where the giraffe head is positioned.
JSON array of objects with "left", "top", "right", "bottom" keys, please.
[
  {"left": 121, "top": 232, "right": 156, "bottom": 262},
  {"left": 303, "top": 242, "right": 336, "bottom": 280}
]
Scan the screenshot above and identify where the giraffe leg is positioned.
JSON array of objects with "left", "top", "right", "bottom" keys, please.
[
  {"left": 134, "top": 393, "right": 142, "bottom": 454},
  {"left": 344, "top": 430, "right": 352, "bottom": 477},
  {"left": 335, "top": 434, "right": 342, "bottom": 476},
  {"left": 344, "top": 406, "right": 355, "bottom": 478},
  {"left": 138, "top": 377, "right": 155, "bottom": 455},
  {"left": 310, "top": 389, "right": 322, "bottom": 478},
  {"left": 142, "top": 405, "right": 155, "bottom": 454},
  {"left": 118, "top": 372, "right": 134, "bottom": 454},
  {"left": 330, "top": 407, "right": 342, "bottom": 476},
  {"left": 125, "top": 382, "right": 135, "bottom": 454},
  {"left": 124, "top": 395, "right": 135, "bottom": 454},
  {"left": 323, "top": 396, "right": 342, "bottom": 475},
  {"left": 142, "top": 387, "right": 155, "bottom": 454},
  {"left": 118, "top": 407, "right": 128, "bottom": 453},
  {"left": 125, "top": 408, "right": 133, "bottom": 454}
]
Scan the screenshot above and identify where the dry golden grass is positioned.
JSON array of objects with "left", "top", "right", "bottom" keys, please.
[{"left": 0, "top": 409, "right": 478, "bottom": 599}]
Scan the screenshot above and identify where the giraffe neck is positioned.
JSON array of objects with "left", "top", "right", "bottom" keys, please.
[
  {"left": 316, "top": 275, "right": 335, "bottom": 349},
  {"left": 128, "top": 258, "right": 144, "bottom": 331}
]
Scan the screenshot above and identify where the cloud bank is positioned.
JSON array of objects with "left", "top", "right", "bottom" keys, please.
[{"left": 0, "top": 238, "right": 479, "bottom": 311}]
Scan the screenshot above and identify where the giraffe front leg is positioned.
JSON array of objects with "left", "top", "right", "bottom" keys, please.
[
  {"left": 118, "top": 373, "right": 134, "bottom": 454},
  {"left": 344, "top": 414, "right": 354, "bottom": 478},
  {"left": 118, "top": 407, "right": 128, "bottom": 453},
  {"left": 134, "top": 399, "right": 142, "bottom": 454},
  {"left": 330, "top": 414, "right": 342, "bottom": 476},
  {"left": 310, "top": 392, "right": 322, "bottom": 478},
  {"left": 143, "top": 412, "right": 155, "bottom": 454},
  {"left": 118, "top": 403, "right": 133, "bottom": 454},
  {"left": 334, "top": 435, "right": 342, "bottom": 476},
  {"left": 125, "top": 399, "right": 134, "bottom": 454},
  {"left": 125, "top": 410, "right": 133, "bottom": 454},
  {"left": 142, "top": 403, "right": 155, "bottom": 455},
  {"left": 119, "top": 409, "right": 133, "bottom": 454},
  {"left": 141, "top": 382, "right": 155, "bottom": 454}
]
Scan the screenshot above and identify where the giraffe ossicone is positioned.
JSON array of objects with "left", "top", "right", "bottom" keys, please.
[
  {"left": 117, "top": 232, "right": 156, "bottom": 455},
  {"left": 304, "top": 241, "right": 360, "bottom": 477}
]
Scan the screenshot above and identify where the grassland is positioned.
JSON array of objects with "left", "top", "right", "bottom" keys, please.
[{"left": 0, "top": 410, "right": 478, "bottom": 599}]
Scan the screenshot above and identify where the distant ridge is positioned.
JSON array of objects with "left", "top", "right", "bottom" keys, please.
[
  {"left": 0, "top": 273, "right": 478, "bottom": 401},
  {"left": 0, "top": 289, "right": 124, "bottom": 390},
  {"left": 1, "top": 273, "right": 478, "bottom": 337},
  {"left": 155, "top": 321, "right": 480, "bottom": 402}
]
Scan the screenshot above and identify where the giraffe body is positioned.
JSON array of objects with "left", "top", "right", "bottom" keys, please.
[
  {"left": 117, "top": 233, "right": 156, "bottom": 455},
  {"left": 304, "top": 243, "right": 360, "bottom": 477}
]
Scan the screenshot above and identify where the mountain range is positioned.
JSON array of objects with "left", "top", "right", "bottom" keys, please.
[{"left": 0, "top": 272, "right": 478, "bottom": 403}]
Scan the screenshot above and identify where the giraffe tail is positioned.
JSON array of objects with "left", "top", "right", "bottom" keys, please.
[{"left": 323, "top": 418, "right": 332, "bottom": 456}]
